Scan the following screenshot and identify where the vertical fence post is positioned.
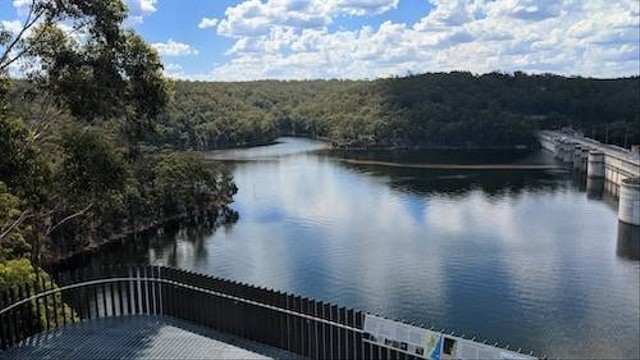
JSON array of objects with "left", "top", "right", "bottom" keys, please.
[
  {"left": 0, "top": 290, "right": 8, "bottom": 350},
  {"left": 293, "top": 296, "right": 302, "bottom": 357},
  {"left": 347, "top": 308, "right": 355, "bottom": 360},
  {"left": 123, "top": 266, "right": 131, "bottom": 316},
  {"left": 270, "top": 289, "right": 279, "bottom": 348},
  {"left": 142, "top": 266, "right": 150, "bottom": 315},
  {"left": 155, "top": 267, "right": 163, "bottom": 316},
  {"left": 156, "top": 266, "right": 162, "bottom": 316},
  {"left": 138, "top": 266, "right": 146, "bottom": 315},
  {"left": 312, "top": 300, "right": 320, "bottom": 360},
  {"left": 173, "top": 269, "right": 181, "bottom": 321},
  {"left": 133, "top": 267, "right": 140, "bottom": 315},
  {"left": 40, "top": 277, "right": 51, "bottom": 330},
  {"left": 146, "top": 266, "right": 153, "bottom": 315},
  {"left": 285, "top": 294, "right": 292, "bottom": 353},
  {"left": 26, "top": 282, "right": 41, "bottom": 333},
  {"left": 70, "top": 268, "right": 81, "bottom": 322},
  {"left": 323, "top": 302, "right": 332, "bottom": 360},
  {"left": 333, "top": 305, "right": 341, "bottom": 360},
  {"left": 83, "top": 268, "right": 94, "bottom": 320},
  {"left": 91, "top": 267, "right": 99, "bottom": 318},
  {"left": 278, "top": 291, "right": 286, "bottom": 350},
  {"left": 100, "top": 267, "right": 108, "bottom": 319},
  {"left": 354, "top": 311, "right": 367, "bottom": 359},
  {"left": 16, "top": 283, "right": 28, "bottom": 337},
  {"left": 16, "top": 284, "right": 29, "bottom": 336},
  {"left": 151, "top": 266, "right": 158, "bottom": 316},
  {"left": 166, "top": 268, "right": 174, "bottom": 318},
  {"left": 4, "top": 290, "right": 16, "bottom": 348},
  {"left": 306, "top": 297, "right": 314, "bottom": 359},
  {"left": 116, "top": 265, "right": 124, "bottom": 316},
  {"left": 211, "top": 275, "right": 218, "bottom": 330},
  {"left": 108, "top": 265, "right": 116, "bottom": 317},
  {"left": 302, "top": 297, "right": 310, "bottom": 358}
]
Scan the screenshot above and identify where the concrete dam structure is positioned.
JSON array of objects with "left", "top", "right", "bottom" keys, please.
[
  {"left": 538, "top": 130, "right": 640, "bottom": 259},
  {"left": 538, "top": 130, "right": 640, "bottom": 188}
]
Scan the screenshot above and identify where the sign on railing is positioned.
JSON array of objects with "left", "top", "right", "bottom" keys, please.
[{"left": 363, "top": 315, "right": 536, "bottom": 360}]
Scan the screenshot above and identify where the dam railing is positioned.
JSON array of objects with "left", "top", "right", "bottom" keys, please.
[{"left": 0, "top": 265, "right": 537, "bottom": 359}]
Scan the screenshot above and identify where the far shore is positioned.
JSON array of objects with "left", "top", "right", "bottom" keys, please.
[{"left": 336, "top": 158, "right": 560, "bottom": 170}]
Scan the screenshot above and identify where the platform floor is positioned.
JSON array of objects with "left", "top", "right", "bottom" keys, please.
[{"left": 0, "top": 315, "right": 301, "bottom": 359}]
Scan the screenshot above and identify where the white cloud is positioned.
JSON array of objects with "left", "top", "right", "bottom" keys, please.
[
  {"left": 217, "top": 0, "right": 398, "bottom": 37},
  {"left": 163, "top": 63, "right": 185, "bottom": 77},
  {"left": 12, "top": 0, "right": 29, "bottom": 9},
  {"left": 165, "top": 63, "right": 182, "bottom": 71},
  {"left": 139, "top": 0, "right": 157, "bottom": 13},
  {"left": 11, "top": 0, "right": 31, "bottom": 15},
  {"left": 330, "top": 0, "right": 400, "bottom": 16},
  {"left": 482, "top": 0, "right": 563, "bottom": 21},
  {"left": 152, "top": 39, "right": 199, "bottom": 56},
  {"left": 190, "top": 0, "right": 640, "bottom": 80},
  {"left": 126, "top": 0, "right": 158, "bottom": 24},
  {"left": 1, "top": 19, "right": 23, "bottom": 35},
  {"left": 415, "top": 0, "right": 476, "bottom": 30},
  {"left": 198, "top": 17, "right": 219, "bottom": 29}
]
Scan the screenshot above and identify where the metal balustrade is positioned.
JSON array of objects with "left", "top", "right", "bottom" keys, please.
[{"left": 0, "top": 265, "right": 538, "bottom": 359}]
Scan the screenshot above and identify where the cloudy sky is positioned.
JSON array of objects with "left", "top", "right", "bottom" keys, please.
[{"left": 1, "top": 0, "right": 639, "bottom": 80}]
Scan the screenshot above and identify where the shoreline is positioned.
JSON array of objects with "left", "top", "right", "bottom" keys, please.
[
  {"left": 46, "top": 206, "right": 238, "bottom": 267},
  {"left": 330, "top": 143, "right": 534, "bottom": 151},
  {"left": 336, "top": 158, "right": 562, "bottom": 170},
  {"left": 200, "top": 135, "right": 535, "bottom": 152}
]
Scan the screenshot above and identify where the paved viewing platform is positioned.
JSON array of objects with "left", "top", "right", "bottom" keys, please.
[{"left": 0, "top": 315, "right": 300, "bottom": 360}]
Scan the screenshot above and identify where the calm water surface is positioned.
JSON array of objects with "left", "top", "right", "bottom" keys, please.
[{"left": 79, "top": 138, "right": 640, "bottom": 359}]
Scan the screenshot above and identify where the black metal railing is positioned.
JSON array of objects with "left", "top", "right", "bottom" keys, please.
[{"left": 0, "top": 265, "right": 538, "bottom": 359}]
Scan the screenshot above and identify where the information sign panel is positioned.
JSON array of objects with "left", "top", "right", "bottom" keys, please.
[{"left": 363, "top": 314, "right": 537, "bottom": 360}]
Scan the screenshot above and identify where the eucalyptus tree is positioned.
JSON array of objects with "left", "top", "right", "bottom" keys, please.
[{"left": 0, "top": 0, "right": 171, "bottom": 268}]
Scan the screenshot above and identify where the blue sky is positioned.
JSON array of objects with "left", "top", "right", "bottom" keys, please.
[{"left": 2, "top": 0, "right": 639, "bottom": 80}]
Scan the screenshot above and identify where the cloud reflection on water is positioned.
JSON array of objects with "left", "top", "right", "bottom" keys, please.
[{"left": 80, "top": 138, "right": 639, "bottom": 359}]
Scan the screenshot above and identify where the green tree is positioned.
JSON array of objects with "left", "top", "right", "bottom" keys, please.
[
  {"left": 0, "top": 0, "right": 171, "bottom": 269},
  {"left": 0, "top": 181, "right": 31, "bottom": 263}
]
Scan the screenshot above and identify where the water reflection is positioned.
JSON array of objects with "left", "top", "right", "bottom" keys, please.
[
  {"left": 62, "top": 138, "right": 640, "bottom": 359},
  {"left": 60, "top": 214, "right": 233, "bottom": 270},
  {"left": 340, "top": 162, "right": 570, "bottom": 199},
  {"left": 586, "top": 177, "right": 605, "bottom": 199},
  {"left": 571, "top": 172, "right": 587, "bottom": 192},
  {"left": 618, "top": 222, "right": 640, "bottom": 261}
]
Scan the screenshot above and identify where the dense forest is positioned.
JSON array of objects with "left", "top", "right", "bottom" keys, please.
[
  {"left": 0, "top": 1, "right": 236, "bottom": 294},
  {"left": 146, "top": 73, "right": 639, "bottom": 150}
]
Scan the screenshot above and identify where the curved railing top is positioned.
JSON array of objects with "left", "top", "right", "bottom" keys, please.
[{"left": 0, "top": 265, "right": 540, "bottom": 360}]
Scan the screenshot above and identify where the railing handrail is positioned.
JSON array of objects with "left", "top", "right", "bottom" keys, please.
[{"left": 0, "top": 276, "right": 362, "bottom": 333}]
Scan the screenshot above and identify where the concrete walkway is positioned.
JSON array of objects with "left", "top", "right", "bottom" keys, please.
[{"left": 0, "top": 315, "right": 301, "bottom": 359}]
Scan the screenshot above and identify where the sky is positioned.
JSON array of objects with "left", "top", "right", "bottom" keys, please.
[{"left": 1, "top": 0, "right": 639, "bottom": 81}]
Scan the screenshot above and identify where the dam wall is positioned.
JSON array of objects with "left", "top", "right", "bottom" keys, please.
[{"left": 538, "top": 131, "right": 640, "bottom": 244}]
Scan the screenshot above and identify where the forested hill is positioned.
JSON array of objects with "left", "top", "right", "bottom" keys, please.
[{"left": 147, "top": 72, "right": 639, "bottom": 150}]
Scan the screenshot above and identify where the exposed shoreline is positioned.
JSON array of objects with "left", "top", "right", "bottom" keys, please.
[
  {"left": 331, "top": 143, "right": 533, "bottom": 151},
  {"left": 336, "top": 158, "right": 562, "bottom": 170},
  {"left": 200, "top": 134, "right": 535, "bottom": 152}
]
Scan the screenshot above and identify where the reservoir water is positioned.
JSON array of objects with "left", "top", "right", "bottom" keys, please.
[{"left": 71, "top": 138, "right": 640, "bottom": 359}]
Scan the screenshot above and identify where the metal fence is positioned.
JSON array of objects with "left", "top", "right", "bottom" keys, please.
[{"left": 0, "top": 265, "right": 537, "bottom": 359}]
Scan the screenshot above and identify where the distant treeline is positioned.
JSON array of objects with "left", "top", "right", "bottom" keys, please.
[{"left": 146, "top": 72, "right": 639, "bottom": 150}]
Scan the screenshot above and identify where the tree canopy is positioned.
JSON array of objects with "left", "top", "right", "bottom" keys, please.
[
  {"left": 0, "top": 0, "right": 236, "bottom": 292},
  {"left": 146, "top": 73, "right": 639, "bottom": 150}
]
